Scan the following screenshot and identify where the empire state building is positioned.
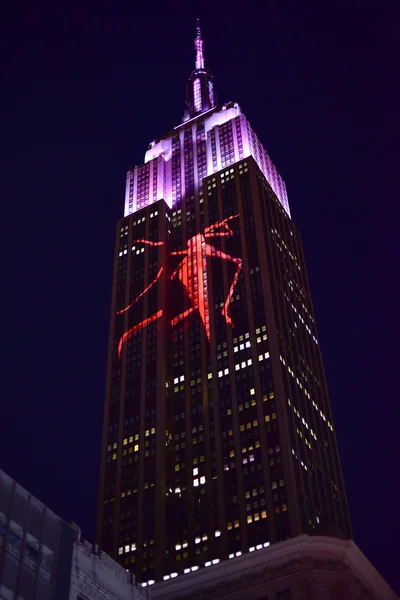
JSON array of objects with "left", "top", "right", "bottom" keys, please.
[{"left": 96, "top": 20, "right": 352, "bottom": 584}]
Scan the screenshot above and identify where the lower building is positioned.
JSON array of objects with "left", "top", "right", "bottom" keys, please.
[
  {"left": 150, "top": 534, "right": 399, "bottom": 600},
  {"left": 68, "top": 526, "right": 147, "bottom": 600},
  {"left": 2, "top": 466, "right": 397, "bottom": 599},
  {"left": 0, "top": 469, "right": 146, "bottom": 600}
]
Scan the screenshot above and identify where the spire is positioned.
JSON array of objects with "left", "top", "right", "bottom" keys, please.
[
  {"left": 183, "top": 20, "right": 217, "bottom": 122},
  {"left": 195, "top": 18, "right": 205, "bottom": 70}
]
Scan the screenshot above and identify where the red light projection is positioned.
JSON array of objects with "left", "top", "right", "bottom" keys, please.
[{"left": 117, "top": 215, "right": 242, "bottom": 358}]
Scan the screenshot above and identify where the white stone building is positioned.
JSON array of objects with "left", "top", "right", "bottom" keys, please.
[
  {"left": 68, "top": 527, "right": 148, "bottom": 600},
  {"left": 150, "top": 534, "right": 399, "bottom": 600}
]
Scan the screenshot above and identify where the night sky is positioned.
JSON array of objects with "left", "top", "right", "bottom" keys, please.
[{"left": 1, "top": 0, "right": 399, "bottom": 593}]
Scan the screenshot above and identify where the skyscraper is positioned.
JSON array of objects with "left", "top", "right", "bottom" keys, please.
[{"left": 97, "top": 20, "right": 352, "bottom": 585}]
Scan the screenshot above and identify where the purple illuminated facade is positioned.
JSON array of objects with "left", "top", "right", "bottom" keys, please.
[
  {"left": 124, "top": 22, "right": 290, "bottom": 219},
  {"left": 98, "top": 21, "right": 351, "bottom": 586}
]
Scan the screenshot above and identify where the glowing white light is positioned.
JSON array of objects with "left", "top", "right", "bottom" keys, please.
[
  {"left": 193, "top": 78, "right": 202, "bottom": 112},
  {"left": 208, "top": 80, "right": 214, "bottom": 107}
]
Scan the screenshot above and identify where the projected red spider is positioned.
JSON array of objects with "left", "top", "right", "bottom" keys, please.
[{"left": 117, "top": 214, "right": 242, "bottom": 358}]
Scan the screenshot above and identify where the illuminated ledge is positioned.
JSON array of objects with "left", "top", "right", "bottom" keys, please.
[
  {"left": 150, "top": 535, "right": 398, "bottom": 600},
  {"left": 150, "top": 101, "right": 239, "bottom": 146}
]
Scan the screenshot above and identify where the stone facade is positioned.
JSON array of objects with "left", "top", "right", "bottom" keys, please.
[
  {"left": 150, "top": 535, "right": 399, "bottom": 600},
  {"left": 68, "top": 528, "right": 148, "bottom": 600}
]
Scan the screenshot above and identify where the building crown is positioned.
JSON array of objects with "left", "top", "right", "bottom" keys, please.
[{"left": 183, "top": 19, "right": 217, "bottom": 121}]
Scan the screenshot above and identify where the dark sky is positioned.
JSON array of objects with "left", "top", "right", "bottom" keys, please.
[{"left": 1, "top": 0, "right": 399, "bottom": 593}]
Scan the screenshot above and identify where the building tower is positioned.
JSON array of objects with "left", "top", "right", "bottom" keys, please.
[{"left": 96, "top": 21, "right": 352, "bottom": 585}]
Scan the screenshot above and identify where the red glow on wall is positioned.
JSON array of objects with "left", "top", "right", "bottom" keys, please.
[
  {"left": 116, "top": 215, "right": 242, "bottom": 357},
  {"left": 116, "top": 267, "right": 164, "bottom": 316},
  {"left": 117, "top": 310, "right": 163, "bottom": 358}
]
